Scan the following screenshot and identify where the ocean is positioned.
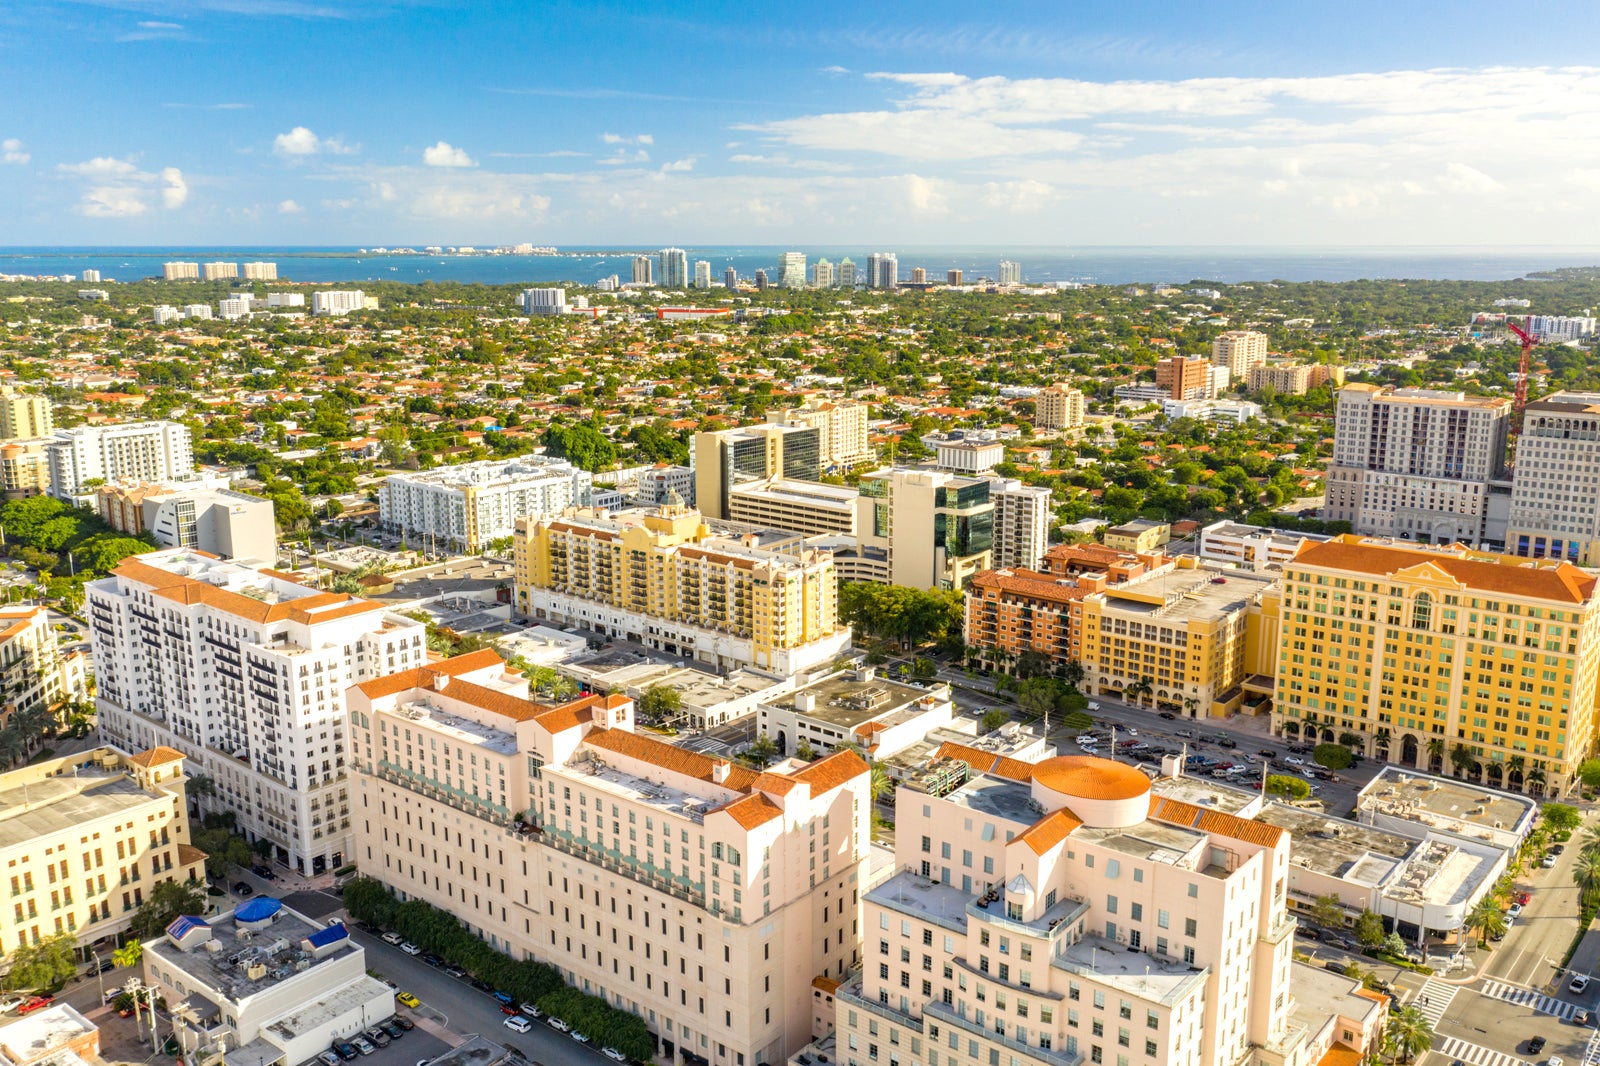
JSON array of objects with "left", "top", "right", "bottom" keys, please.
[{"left": 2, "top": 246, "right": 1598, "bottom": 287}]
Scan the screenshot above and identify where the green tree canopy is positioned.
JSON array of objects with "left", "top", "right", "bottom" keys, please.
[
  {"left": 1311, "top": 744, "right": 1352, "bottom": 771},
  {"left": 129, "top": 880, "right": 207, "bottom": 940}
]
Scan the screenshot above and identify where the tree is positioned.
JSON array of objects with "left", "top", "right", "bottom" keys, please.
[
  {"left": 129, "top": 880, "right": 207, "bottom": 940},
  {"left": 1017, "top": 677, "right": 1062, "bottom": 723},
  {"left": 7, "top": 931, "right": 77, "bottom": 991},
  {"left": 1381, "top": 932, "right": 1408, "bottom": 956},
  {"left": 1578, "top": 759, "right": 1600, "bottom": 790},
  {"left": 1308, "top": 893, "right": 1345, "bottom": 930},
  {"left": 1544, "top": 803, "right": 1582, "bottom": 834},
  {"left": 746, "top": 733, "right": 778, "bottom": 768},
  {"left": 1465, "top": 897, "right": 1506, "bottom": 946},
  {"left": 1014, "top": 650, "right": 1053, "bottom": 680},
  {"left": 1266, "top": 774, "right": 1311, "bottom": 800},
  {"left": 1312, "top": 744, "right": 1353, "bottom": 772},
  {"left": 1353, "top": 910, "right": 1386, "bottom": 949},
  {"left": 343, "top": 877, "right": 401, "bottom": 930},
  {"left": 980, "top": 709, "right": 1011, "bottom": 735},
  {"left": 638, "top": 686, "right": 683, "bottom": 727},
  {"left": 1383, "top": 1006, "right": 1434, "bottom": 1065},
  {"left": 112, "top": 941, "right": 144, "bottom": 970},
  {"left": 1573, "top": 849, "right": 1600, "bottom": 910},
  {"left": 869, "top": 764, "right": 892, "bottom": 803},
  {"left": 1449, "top": 741, "right": 1476, "bottom": 775}
]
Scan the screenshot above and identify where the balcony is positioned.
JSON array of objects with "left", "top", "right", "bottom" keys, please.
[{"left": 923, "top": 999, "right": 1083, "bottom": 1066}]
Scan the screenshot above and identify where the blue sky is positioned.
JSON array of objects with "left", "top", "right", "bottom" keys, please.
[{"left": 7, "top": 0, "right": 1600, "bottom": 245}]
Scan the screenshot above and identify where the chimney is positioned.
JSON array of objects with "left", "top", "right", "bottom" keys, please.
[
  {"left": 432, "top": 672, "right": 449, "bottom": 692},
  {"left": 712, "top": 762, "right": 730, "bottom": 784}
]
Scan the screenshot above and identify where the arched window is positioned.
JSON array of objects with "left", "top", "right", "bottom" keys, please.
[{"left": 1412, "top": 592, "right": 1432, "bottom": 630}]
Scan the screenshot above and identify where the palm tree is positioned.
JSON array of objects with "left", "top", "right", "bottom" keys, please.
[
  {"left": 1573, "top": 849, "right": 1600, "bottom": 909},
  {"left": 1465, "top": 897, "right": 1507, "bottom": 946},
  {"left": 1527, "top": 765, "right": 1548, "bottom": 795},
  {"left": 869, "top": 764, "right": 892, "bottom": 803},
  {"left": 1383, "top": 1006, "right": 1434, "bottom": 1064},
  {"left": 1426, "top": 737, "right": 1445, "bottom": 771},
  {"left": 1580, "top": 822, "right": 1600, "bottom": 858},
  {"left": 112, "top": 941, "right": 143, "bottom": 970},
  {"left": 1507, "top": 754, "right": 1526, "bottom": 788}
]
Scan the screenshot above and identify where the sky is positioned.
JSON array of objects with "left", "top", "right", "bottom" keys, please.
[{"left": 7, "top": 0, "right": 1600, "bottom": 246}]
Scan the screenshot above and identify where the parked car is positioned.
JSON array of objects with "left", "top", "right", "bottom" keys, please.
[
  {"left": 1570, "top": 974, "right": 1590, "bottom": 994},
  {"left": 16, "top": 996, "right": 52, "bottom": 1015},
  {"left": 1159, "top": 712, "right": 1176, "bottom": 720},
  {"left": 364, "top": 1028, "right": 391, "bottom": 1048},
  {"left": 571, "top": 1032, "right": 591, "bottom": 1045},
  {"left": 332, "top": 1043, "right": 359, "bottom": 1061},
  {"left": 1515, "top": 891, "right": 1532, "bottom": 905},
  {"left": 393, "top": 1018, "right": 415, "bottom": 1032},
  {"left": 1552, "top": 844, "right": 1566, "bottom": 856},
  {"left": 421, "top": 953, "right": 444, "bottom": 968},
  {"left": 504, "top": 1016, "right": 532, "bottom": 1034},
  {"left": 548, "top": 1018, "right": 571, "bottom": 1033},
  {"left": 1543, "top": 854, "right": 1558, "bottom": 869},
  {"left": 492, "top": 991, "right": 515, "bottom": 1006},
  {"left": 603, "top": 1048, "right": 627, "bottom": 1063},
  {"left": 1507, "top": 903, "right": 1524, "bottom": 921},
  {"left": 1257, "top": 749, "right": 1276, "bottom": 758},
  {"left": 1528, "top": 1037, "right": 1547, "bottom": 1055},
  {"left": 233, "top": 881, "right": 254, "bottom": 896},
  {"left": 382, "top": 932, "right": 404, "bottom": 946},
  {"left": 251, "top": 865, "right": 277, "bottom": 880},
  {"left": 353, "top": 1037, "right": 377, "bottom": 1056},
  {"left": 399, "top": 942, "right": 422, "bottom": 956},
  {"left": 1284, "top": 756, "right": 1306, "bottom": 766},
  {"left": 395, "top": 992, "right": 421, "bottom": 1009},
  {"left": 0, "top": 997, "right": 24, "bottom": 1015},
  {"left": 444, "top": 966, "right": 467, "bottom": 979},
  {"left": 520, "top": 1003, "right": 544, "bottom": 1018},
  {"left": 500, "top": 1005, "right": 519, "bottom": 1016},
  {"left": 318, "top": 1052, "right": 343, "bottom": 1066},
  {"left": 380, "top": 1022, "right": 404, "bottom": 1040}
]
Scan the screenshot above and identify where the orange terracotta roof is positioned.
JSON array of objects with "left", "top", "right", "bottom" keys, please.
[
  {"left": 1033, "top": 756, "right": 1151, "bottom": 801},
  {"left": 1291, "top": 536, "right": 1598, "bottom": 605},
  {"left": 812, "top": 976, "right": 842, "bottom": 995},
  {"left": 933, "top": 741, "right": 1034, "bottom": 782},
  {"left": 126, "top": 746, "right": 186, "bottom": 767},
  {"left": 177, "top": 844, "right": 207, "bottom": 866},
  {"left": 1016, "top": 808, "right": 1083, "bottom": 856},
  {"left": 1147, "top": 795, "right": 1285, "bottom": 848},
  {"left": 714, "top": 792, "right": 784, "bottom": 830},
  {"left": 354, "top": 649, "right": 508, "bottom": 699},
  {"left": 970, "top": 568, "right": 1090, "bottom": 604},
  {"left": 585, "top": 727, "right": 732, "bottom": 784},
  {"left": 1316, "top": 1046, "right": 1363, "bottom": 1066},
  {"left": 791, "top": 750, "right": 870, "bottom": 794}
]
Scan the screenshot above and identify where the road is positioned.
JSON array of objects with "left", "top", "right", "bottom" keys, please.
[{"left": 1479, "top": 840, "right": 1589, "bottom": 990}]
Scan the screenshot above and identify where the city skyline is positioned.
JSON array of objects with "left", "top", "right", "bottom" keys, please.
[{"left": 6, "top": 1, "right": 1600, "bottom": 245}]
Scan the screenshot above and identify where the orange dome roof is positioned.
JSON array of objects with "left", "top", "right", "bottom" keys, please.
[{"left": 1031, "top": 755, "right": 1151, "bottom": 802}]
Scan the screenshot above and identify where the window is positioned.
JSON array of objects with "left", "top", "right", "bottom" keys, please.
[{"left": 1184, "top": 918, "right": 1196, "bottom": 937}]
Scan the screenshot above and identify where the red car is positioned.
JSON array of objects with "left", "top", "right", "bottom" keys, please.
[
  {"left": 17, "top": 996, "right": 53, "bottom": 1015},
  {"left": 499, "top": 1005, "right": 519, "bottom": 1016},
  {"left": 1514, "top": 890, "right": 1532, "bottom": 906}
]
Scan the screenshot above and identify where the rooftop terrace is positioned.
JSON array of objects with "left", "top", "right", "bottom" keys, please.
[
  {"left": 146, "top": 905, "right": 356, "bottom": 1003},
  {"left": 1052, "top": 934, "right": 1208, "bottom": 1006},
  {"left": 390, "top": 696, "right": 518, "bottom": 755}
]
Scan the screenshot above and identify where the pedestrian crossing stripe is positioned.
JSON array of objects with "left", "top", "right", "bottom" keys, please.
[
  {"left": 1434, "top": 1035, "right": 1531, "bottom": 1066},
  {"left": 1583, "top": 1025, "right": 1600, "bottom": 1066},
  {"left": 1478, "top": 978, "right": 1581, "bottom": 1021},
  {"left": 1413, "top": 978, "right": 1459, "bottom": 1028}
]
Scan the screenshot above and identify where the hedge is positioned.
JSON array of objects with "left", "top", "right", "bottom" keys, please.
[{"left": 344, "top": 877, "right": 655, "bottom": 1061}]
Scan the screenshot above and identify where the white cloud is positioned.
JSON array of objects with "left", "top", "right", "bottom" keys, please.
[
  {"left": 1, "top": 139, "right": 28, "bottom": 165},
  {"left": 598, "top": 149, "right": 650, "bottom": 166},
  {"left": 601, "top": 133, "right": 653, "bottom": 145},
  {"left": 160, "top": 167, "right": 188, "bottom": 208},
  {"left": 58, "top": 156, "right": 141, "bottom": 177},
  {"left": 658, "top": 157, "right": 697, "bottom": 173},
  {"left": 79, "top": 187, "right": 150, "bottom": 218},
  {"left": 273, "top": 127, "right": 354, "bottom": 156},
  {"left": 421, "top": 141, "right": 476, "bottom": 168},
  {"left": 278, "top": 199, "right": 303, "bottom": 213}
]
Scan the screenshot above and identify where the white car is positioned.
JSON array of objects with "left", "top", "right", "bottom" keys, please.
[
  {"left": 1571, "top": 974, "right": 1591, "bottom": 994},
  {"left": 548, "top": 1018, "right": 571, "bottom": 1033},
  {"left": 571, "top": 1032, "right": 591, "bottom": 1044},
  {"left": 1284, "top": 756, "right": 1306, "bottom": 766},
  {"left": 399, "top": 942, "right": 422, "bottom": 956},
  {"left": 381, "top": 932, "right": 404, "bottom": 946},
  {"left": 503, "top": 1016, "right": 532, "bottom": 1034},
  {"left": 1543, "top": 854, "right": 1559, "bottom": 869},
  {"left": 1507, "top": 903, "right": 1524, "bottom": 921},
  {"left": 603, "top": 1049, "right": 627, "bottom": 1063}
]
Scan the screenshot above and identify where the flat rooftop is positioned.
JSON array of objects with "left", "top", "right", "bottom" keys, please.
[
  {"left": 0, "top": 769, "right": 160, "bottom": 852},
  {"left": 146, "top": 904, "right": 357, "bottom": 1002},
  {"left": 1149, "top": 773, "right": 1260, "bottom": 815},
  {"left": 0, "top": 1004, "right": 96, "bottom": 1063},
  {"left": 1074, "top": 819, "right": 1205, "bottom": 867},
  {"left": 868, "top": 870, "right": 972, "bottom": 933},
  {"left": 1102, "top": 567, "right": 1275, "bottom": 622},
  {"left": 423, "top": 1035, "right": 516, "bottom": 1066},
  {"left": 563, "top": 748, "right": 724, "bottom": 823},
  {"left": 264, "top": 975, "right": 391, "bottom": 1040},
  {"left": 947, "top": 774, "right": 1040, "bottom": 826},
  {"left": 730, "top": 479, "right": 858, "bottom": 509},
  {"left": 1358, "top": 768, "right": 1535, "bottom": 838},
  {"left": 1256, "top": 804, "right": 1414, "bottom": 879},
  {"left": 781, "top": 674, "right": 940, "bottom": 729},
  {"left": 391, "top": 695, "right": 518, "bottom": 755},
  {"left": 1052, "top": 934, "right": 1207, "bottom": 1006},
  {"left": 1288, "top": 961, "right": 1383, "bottom": 1036}
]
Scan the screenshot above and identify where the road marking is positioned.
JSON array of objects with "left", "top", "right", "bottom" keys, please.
[
  {"left": 1477, "top": 977, "right": 1581, "bottom": 1021},
  {"left": 1584, "top": 1025, "right": 1600, "bottom": 1066},
  {"left": 1412, "top": 978, "right": 1460, "bottom": 1028},
  {"left": 1434, "top": 1036, "right": 1534, "bottom": 1066}
]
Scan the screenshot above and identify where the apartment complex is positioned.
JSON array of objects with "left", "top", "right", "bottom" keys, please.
[
  {"left": 243, "top": 261, "right": 278, "bottom": 280},
  {"left": 997, "top": 259, "right": 1021, "bottom": 285},
  {"left": 1034, "top": 384, "right": 1086, "bottom": 430},
  {"left": 88, "top": 549, "right": 428, "bottom": 874},
  {"left": 1527, "top": 315, "right": 1597, "bottom": 341},
  {"left": 1273, "top": 535, "right": 1600, "bottom": 796},
  {"left": 0, "top": 746, "right": 205, "bottom": 955},
  {"left": 867, "top": 254, "right": 898, "bottom": 289},
  {"left": 0, "top": 606, "right": 87, "bottom": 724},
  {"left": 522, "top": 288, "right": 567, "bottom": 315},
  {"left": 767, "top": 399, "right": 874, "bottom": 470},
  {"left": 0, "top": 388, "right": 53, "bottom": 441},
  {"left": 46, "top": 421, "right": 195, "bottom": 500},
  {"left": 514, "top": 500, "right": 850, "bottom": 676},
  {"left": 1323, "top": 385, "right": 1511, "bottom": 544},
  {"left": 1211, "top": 330, "right": 1269, "bottom": 379},
  {"left": 659, "top": 248, "right": 690, "bottom": 288},
  {"left": 347, "top": 652, "right": 871, "bottom": 1066},
  {"left": 0, "top": 438, "right": 52, "bottom": 499},
  {"left": 1246, "top": 363, "right": 1344, "bottom": 396},
  {"left": 991, "top": 480, "right": 1052, "bottom": 571},
  {"left": 379, "top": 457, "right": 592, "bottom": 553},
  {"left": 1081, "top": 562, "right": 1279, "bottom": 716},
  {"left": 1507, "top": 392, "right": 1600, "bottom": 563},
  {"left": 853, "top": 469, "right": 994, "bottom": 591},
  {"left": 311, "top": 291, "right": 368, "bottom": 316},
  {"left": 966, "top": 568, "right": 1096, "bottom": 667},
  {"left": 695, "top": 425, "right": 822, "bottom": 521},
  {"left": 162, "top": 262, "right": 200, "bottom": 281},
  {"left": 1196, "top": 521, "right": 1332, "bottom": 572},
  {"left": 97, "top": 481, "right": 277, "bottom": 561},
  {"left": 1154, "top": 357, "right": 1218, "bottom": 401},
  {"left": 826, "top": 753, "right": 1305, "bottom": 1066}
]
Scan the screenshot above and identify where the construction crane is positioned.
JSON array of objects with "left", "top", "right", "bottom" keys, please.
[{"left": 1507, "top": 318, "right": 1536, "bottom": 434}]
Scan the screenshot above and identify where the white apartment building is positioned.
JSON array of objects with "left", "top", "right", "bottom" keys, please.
[
  {"left": 638, "top": 465, "right": 697, "bottom": 508},
  {"left": 838, "top": 259, "right": 857, "bottom": 289},
  {"left": 936, "top": 436, "right": 1004, "bottom": 475},
  {"left": 867, "top": 254, "right": 898, "bottom": 290},
  {"left": 152, "top": 305, "right": 183, "bottom": 326},
  {"left": 522, "top": 288, "right": 567, "bottom": 316},
  {"left": 98, "top": 480, "right": 277, "bottom": 562},
  {"left": 219, "top": 296, "right": 253, "bottom": 320},
  {"left": 1508, "top": 391, "right": 1600, "bottom": 562},
  {"left": 1159, "top": 398, "right": 1261, "bottom": 425},
  {"left": 660, "top": 248, "right": 689, "bottom": 288},
  {"left": 1323, "top": 384, "right": 1510, "bottom": 543},
  {"left": 1526, "top": 315, "right": 1597, "bottom": 342},
  {"left": 163, "top": 262, "right": 200, "bottom": 281},
  {"left": 202, "top": 262, "right": 239, "bottom": 281},
  {"left": 80, "top": 269, "right": 101, "bottom": 283},
  {"left": 347, "top": 651, "right": 872, "bottom": 1066},
  {"left": 0, "top": 606, "right": 87, "bottom": 721},
  {"left": 1034, "top": 385, "right": 1085, "bottom": 431},
  {"left": 1196, "top": 521, "right": 1331, "bottom": 572},
  {"left": 243, "top": 261, "right": 278, "bottom": 280},
  {"left": 311, "top": 290, "right": 367, "bottom": 316},
  {"left": 77, "top": 289, "right": 110, "bottom": 302},
  {"left": 780, "top": 252, "right": 808, "bottom": 289},
  {"left": 379, "top": 457, "right": 592, "bottom": 553},
  {"left": 46, "top": 421, "right": 195, "bottom": 500},
  {"left": 266, "top": 292, "right": 305, "bottom": 308},
  {"left": 768, "top": 399, "right": 874, "bottom": 470},
  {"left": 695, "top": 261, "right": 713, "bottom": 289},
  {"left": 633, "top": 256, "right": 656, "bottom": 286},
  {"left": 87, "top": 549, "right": 428, "bottom": 874},
  {"left": 1211, "top": 330, "right": 1269, "bottom": 379},
  {"left": 183, "top": 304, "right": 214, "bottom": 321},
  {"left": 824, "top": 754, "right": 1305, "bottom": 1066},
  {"left": 991, "top": 480, "right": 1052, "bottom": 571},
  {"left": 812, "top": 259, "right": 835, "bottom": 289}
]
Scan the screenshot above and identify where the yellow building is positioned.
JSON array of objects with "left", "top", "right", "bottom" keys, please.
[
  {"left": 1034, "top": 383, "right": 1087, "bottom": 430},
  {"left": 1104, "top": 518, "right": 1171, "bottom": 553},
  {"left": 0, "top": 389, "right": 53, "bottom": 442},
  {"left": 514, "top": 499, "right": 851, "bottom": 675},
  {"left": 1081, "top": 560, "right": 1279, "bottom": 716},
  {"left": 0, "top": 607, "right": 86, "bottom": 726},
  {"left": 0, "top": 746, "right": 205, "bottom": 957},
  {"left": 0, "top": 439, "right": 51, "bottom": 500},
  {"left": 1273, "top": 535, "right": 1600, "bottom": 796}
]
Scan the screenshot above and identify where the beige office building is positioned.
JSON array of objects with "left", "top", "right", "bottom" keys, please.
[
  {"left": 1212, "top": 330, "right": 1269, "bottom": 379},
  {"left": 348, "top": 651, "right": 872, "bottom": 1066},
  {"left": 1246, "top": 364, "right": 1345, "bottom": 396},
  {"left": 1034, "top": 385, "right": 1086, "bottom": 430},
  {"left": 0, "top": 389, "right": 53, "bottom": 441},
  {"left": 853, "top": 469, "right": 994, "bottom": 591},
  {"left": 768, "top": 399, "right": 874, "bottom": 470},
  {"left": 695, "top": 425, "right": 823, "bottom": 521},
  {"left": 728, "top": 479, "right": 859, "bottom": 537},
  {"left": 0, "top": 746, "right": 205, "bottom": 955}
]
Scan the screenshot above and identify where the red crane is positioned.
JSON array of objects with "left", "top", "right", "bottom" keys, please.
[{"left": 1507, "top": 319, "right": 1536, "bottom": 432}]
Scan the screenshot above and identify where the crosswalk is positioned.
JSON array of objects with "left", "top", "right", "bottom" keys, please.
[
  {"left": 1584, "top": 1026, "right": 1600, "bottom": 1066},
  {"left": 1477, "top": 977, "right": 1582, "bottom": 1021},
  {"left": 1412, "top": 978, "right": 1460, "bottom": 1028},
  {"left": 1434, "top": 1036, "right": 1534, "bottom": 1066}
]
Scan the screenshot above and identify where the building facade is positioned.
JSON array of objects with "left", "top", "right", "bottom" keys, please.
[
  {"left": 1154, "top": 357, "right": 1215, "bottom": 401},
  {"left": 46, "top": 421, "right": 195, "bottom": 500},
  {"left": 0, "top": 388, "right": 53, "bottom": 441},
  {"left": 0, "top": 439, "right": 52, "bottom": 499},
  {"left": 1507, "top": 392, "right": 1600, "bottom": 563},
  {"left": 1196, "top": 522, "right": 1332, "bottom": 572},
  {"left": 660, "top": 249, "right": 690, "bottom": 289},
  {"left": 202, "top": 262, "right": 239, "bottom": 281},
  {"left": 379, "top": 457, "right": 592, "bottom": 553},
  {"left": 991, "top": 481, "right": 1052, "bottom": 572},
  {"left": 1034, "top": 385, "right": 1086, "bottom": 431},
  {"left": 1211, "top": 330, "right": 1269, "bottom": 379},
  {"left": 0, "top": 746, "right": 205, "bottom": 956},
  {"left": 935, "top": 437, "right": 1005, "bottom": 475},
  {"left": 728, "top": 479, "right": 859, "bottom": 537},
  {"left": 1272, "top": 535, "right": 1600, "bottom": 796},
  {"left": 522, "top": 288, "right": 567, "bottom": 315},
  {"left": 767, "top": 399, "right": 874, "bottom": 470},
  {"left": 88, "top": 550, "right": 428, "bottom": 874},
  {"left": 347, "top": 652, "right": 871, "bottom": 1066},
  {"left": 310, "top": 291, "right": 367, "bottom": 316},
  {"left": 0, "top": 605, "right": 87, "bottom": 724},
  {"left": 514, "top": 501, "right": 851, "bottom": 676},
  {"left": 866, "top": 254, "right": 898, "bottom": 290},
  {"left": 779, "top": 252, "right": 808, "bottom": 289},
  {"left": 633, "top": 256, "right": 656, "bottom": 285},
  {"left": 243, "top": 261, "right": 278, "bottom": 280},
  {"left": 853, "top": 469, "right": 994, "bottom": 591},
  {"left": 694, "top": 425, "right": 823, "bottom": 521},
  {"left": 1323, "top": 385, "right": 1511, "bottom": 544},
  {"left": 997, "top": 260, "right": 1021, "bottom": 284},
  {"left": 97, "top": 482, "right": 277, "bottom": 562},
  {"left": 162, "top": 262, "right": 199, "bottom": 281}
]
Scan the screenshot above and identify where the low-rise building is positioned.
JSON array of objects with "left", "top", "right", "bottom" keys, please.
[
  {"left": 728, "top": 479, "right": 858, "bottom": 537},
  {"left": 143, "top": 901, "right": 391, "bottom": 1066},
  {"left": 1355, "top": 767, "right": 1538, "bottom": 852},
  {"left": 1103, "top": 519, "right": 1170, "bottom": 553},
  {"left": 0, "top": 746, "right": 205, "bottom": 958},
  {"left": 0, "top": 1004, "right": 100, "bottom": 1066},
  {"left": 756, "top": 666, "right": 953, "bottom": 760},
  {"left": 97, "top": 481, "right": 276, "bottom": 562},
  {"left": 935, "top": 435, "right": 1004, "bottom": 475},
  {"left": 1197, "top": 521, "right": 1332, "bottom": 572}
]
